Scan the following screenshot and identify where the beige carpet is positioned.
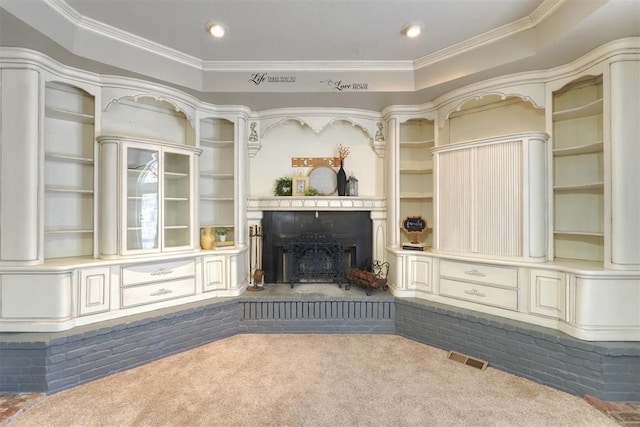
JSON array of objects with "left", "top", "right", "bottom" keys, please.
[{"left": 8, "top": 334, "right": 617, "bottom": 427}]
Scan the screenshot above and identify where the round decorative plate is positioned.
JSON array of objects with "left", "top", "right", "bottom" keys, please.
[{"left": 308, "top": 166, "right": 338, "bottom": 195}]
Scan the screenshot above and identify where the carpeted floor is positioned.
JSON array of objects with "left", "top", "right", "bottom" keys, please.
[{"left": 4, "top": 334, "right": 621, "bottom": 426}]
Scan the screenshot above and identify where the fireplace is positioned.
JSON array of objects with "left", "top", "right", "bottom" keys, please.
[{"left": 262, "top": 211, "right": 372, "bottom": 284}]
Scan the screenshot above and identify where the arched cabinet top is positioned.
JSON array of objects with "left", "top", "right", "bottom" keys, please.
[
  {"left": 103, "top": 92, "right": 196, "bottom": 129},
  {"left": 437, "top": 88, "right": 545, "bottom": 128},
  {"left": 249, "top": 108, "right": 386, "bottom": 158}
]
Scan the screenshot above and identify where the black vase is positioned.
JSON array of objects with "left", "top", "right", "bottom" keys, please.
[{"left": 337, "top": 160, "right": 347, "bottom": 196}]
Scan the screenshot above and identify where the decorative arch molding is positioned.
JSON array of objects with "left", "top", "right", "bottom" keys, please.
[
  {"left": 249, "top": 109, "right": 386, "bottom": 158},
  {"left": 104, "top": 93, "right": 195, "bottom": 129},
  {"left": 438, "top": 91, "right": 544, "bottom": 128}
]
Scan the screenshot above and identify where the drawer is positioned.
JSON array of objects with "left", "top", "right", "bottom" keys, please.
[
  {"left": 121, "top": 278, "right": 195, "bottom": 308},
  {"left": 440, "top": 260, "right": 518, "bottom": 288},
  {"left": 122, "top": 259, "right": 195, "bottom": 286},
  {"left": 440, "top": 278, "right": 518, "bottom": 310}
]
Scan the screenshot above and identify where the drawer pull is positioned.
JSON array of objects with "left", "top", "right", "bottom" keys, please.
[
  {"left": 150, "top": 288, "right": 173, "bottom": 297},
  {"left": 150, "top": 268, "right": 173, "bottom": 276},
  {"left": 464, "top": 269, "right": 486, "bottom": 277},
  {"left": 464, "top": 289, "right": 486, "bottom": 298}
]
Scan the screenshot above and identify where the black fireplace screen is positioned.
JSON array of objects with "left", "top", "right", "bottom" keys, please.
[
  {"left": 287, "top": 231, "right": 344, "bottom": 287},
  {"left": 262, "top": 211, "right": 372, "bottom": 284}
]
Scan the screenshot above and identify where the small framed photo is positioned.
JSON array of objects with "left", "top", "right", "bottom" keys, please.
[{"left": 292, "top": 176, "right": 309, "bottom": 196}]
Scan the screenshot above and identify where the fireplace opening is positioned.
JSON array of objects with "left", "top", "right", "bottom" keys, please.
[{"left": 262, "top": 211, "right": 372, "bottom": 284}]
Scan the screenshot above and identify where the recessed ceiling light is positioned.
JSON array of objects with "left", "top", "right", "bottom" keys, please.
[
  {"left": 207, "top": 23, "right": 225, "bottom": 38},
  {"left": 402, "top": 22, "right": 422, "bottom": 38}
]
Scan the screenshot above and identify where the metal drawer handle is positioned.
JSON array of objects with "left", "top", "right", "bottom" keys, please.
[
  {"left": 464, "top": 269, "right": 486, "bottom": 277},
  {"left": 464, "top": 289, "right": 486, "bottom": 298},
  {"left": 150, "top": 268, "right": 173, "bottom": 276},
  {"left": 150, "top": 288, "right": 173, "bottom": 297}
]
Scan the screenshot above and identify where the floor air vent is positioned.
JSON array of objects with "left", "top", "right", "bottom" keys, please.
[{"left": 446, "top": 351, "right": 488, "bottom": 370}]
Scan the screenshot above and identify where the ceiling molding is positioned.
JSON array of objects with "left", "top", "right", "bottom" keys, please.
[
  {"left": 38, "top": 0, "right": 565, "bottom": 75},
  {"left": 203, "top": 60, "right": 415, "bottom": 72},
  {"left": 413, "top": 0, "right": 566, "bottom": 70},
  {"left": 46, "top": 0, "right": 203, "bottom": 69}
]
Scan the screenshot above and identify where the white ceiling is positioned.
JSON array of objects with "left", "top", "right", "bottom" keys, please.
[{"left": 1, "top": 0, "right": 639, "bottom": 109}]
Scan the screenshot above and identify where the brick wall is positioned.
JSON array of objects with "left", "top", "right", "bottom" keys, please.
[
  {"left": 238, "top": 298, "right": 395, "bottom": 333},
  {"left": 0, "top": 300, "right": 239, "bottom": 393},
  {"left": 1, "top": 296, "right": 638, "bottom": 401},
  {"left": 395, "top": 298, "right": 640, "bottom": 401}
]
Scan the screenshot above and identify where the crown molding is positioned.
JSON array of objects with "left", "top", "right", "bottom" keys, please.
[
  {"left": 39, "top": 0, "right": 566, "bottom": 75},
  {"left": 413, "top": 0, "right": 567, "bottom": 70},
  {"left": 203, "top": 60, "right": 414, "bottom": 72},
  {"left": 45, "top": 0, "right": 203, "bottom": 70}
]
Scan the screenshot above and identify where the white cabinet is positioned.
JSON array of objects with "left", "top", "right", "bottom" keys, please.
[
  {"left": 121, "top": 259, "right": 196, "bottom": 308},
  {"left": 433, "top": 132, "right": 548, "bottom": 261},
  {"left": 0, "top": 69, "right": 39, "bottom": 263},
  {"left": 98, "top": 136, "right": 201, "bottom": 258},
  {"left": 529, "top": 269, "right": 565, "bottom": 319},
  {"left": 406, "top": 255, "right": 431, "bottom": 293},
  {"left": 199, "top": 117, "right": 235, "bottom": 245},
  {"left": 79, "top": 267, "right": 110, "bottom": 315},
  {"left": 439, "top": 260, "right": 519, "bottom": 311},
  {"left": 202, "top": 254, "right": 227, "bottom": 291},
  {"left": 44, "top": 82, "right": 97, "bottom": 259},
  {"left": 398, "top": 119, "right": 434, "bottom": 247},
  {"left": 551, "top": 75, "right": 604, "bottom": 263}
]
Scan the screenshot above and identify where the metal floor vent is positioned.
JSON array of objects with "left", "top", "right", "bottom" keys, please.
[{"left": 446, "top": 350, "right": 488, "bottom": 370}]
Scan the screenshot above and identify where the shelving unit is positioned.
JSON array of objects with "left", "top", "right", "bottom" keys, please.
[
  {"left": 552, "top": 75, "right": 604, "bottom": 263},
  {"left": 199, "top": 117, "right": 235, "bottom": 244},
  {"left": 43, "top": 82, "right": 95, "bottom": 259},
  {"left": 123, "top": 143, "right": 195, "bottom": 255},
  {"left": 399, "top": 119, "right": 434, "bottom": 247}
]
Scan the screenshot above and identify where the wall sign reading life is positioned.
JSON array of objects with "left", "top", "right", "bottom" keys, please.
[{"left": 249, "top": 73, "right": 297, "bottom": 86}]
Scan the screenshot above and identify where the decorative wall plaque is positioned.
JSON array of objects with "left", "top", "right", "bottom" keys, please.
[{"left": 291, "top": 157, "right": 341, "bottom": 168}]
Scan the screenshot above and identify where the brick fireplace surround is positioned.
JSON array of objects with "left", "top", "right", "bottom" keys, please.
[{"left": 1, "top": 293, "right": 639, "bottom": 401}]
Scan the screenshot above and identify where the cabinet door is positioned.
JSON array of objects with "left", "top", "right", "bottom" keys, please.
[
  {"left": 79, "top": 267, "right": 110, "bottom": 315},
  {"left": 125, "top": 146, "right": 160, "bottom": 253},
  {"left": 203, "top": 255, "right": 226, "bottom": 291},
  {"left": 529, "top": 269, "right": 566, "bottom": 319},
  {"left": 164, "top": 150, "right": 192, "bottom": 249},
  {"left": 407, "top": 256, "right": 431, "bottom": 293}
]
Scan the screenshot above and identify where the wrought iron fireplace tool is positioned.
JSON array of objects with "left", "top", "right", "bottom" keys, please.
[{"left": 247, "top": 225, "right": 264, "bottom": 291}]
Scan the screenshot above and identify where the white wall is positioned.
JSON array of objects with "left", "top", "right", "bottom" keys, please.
[{"left": 249, "top": 121, "right": 383, "bottom": 197}]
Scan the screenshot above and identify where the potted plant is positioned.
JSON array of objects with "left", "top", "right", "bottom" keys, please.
[{"left": 215, "top": 227, "right": 231, "bottom": 242}]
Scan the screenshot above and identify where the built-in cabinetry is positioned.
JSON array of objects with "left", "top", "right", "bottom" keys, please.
[
  {"left": 43, "top": 81, "right": 97, "bottom": 259},
  {"left": 433, "top": 132, "right": 548, "bottom": 262},
  {"left": 99, "top": 136, "right": 200, "bottom": 257},
  {"left": 551, "top": 75, "right": 604, "bottom": 263},
  {"left": 121, "top": 259, "right": 196, "bottom": 308},
  {"left": 199, "top": 117, "right": 235, "bottom": 243},
  {"left": 398, "top": 118, "right": 434, "bottom": 247},
  {"left": 439, "top": 260, "right": 519, "bottom": 311}
]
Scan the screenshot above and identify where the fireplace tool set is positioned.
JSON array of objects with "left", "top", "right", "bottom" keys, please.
[{"left": 248, "top": 225, "right": 264, "bottom": 291}]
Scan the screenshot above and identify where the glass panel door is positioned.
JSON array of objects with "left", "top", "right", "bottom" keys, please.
[
  {"left": 126, "top": 147, "right": 159, "bottom": 251},
  {"left": 164, "top": 150, "right": 191, "bottom": 248}
]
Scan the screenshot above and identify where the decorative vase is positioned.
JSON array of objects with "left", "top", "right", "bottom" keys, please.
[
  {"left": 337, "top": 160, "right": 347, "bottom": 196},
  {"left": 200, "top": 226, "right": 215, "bottom": 250}
]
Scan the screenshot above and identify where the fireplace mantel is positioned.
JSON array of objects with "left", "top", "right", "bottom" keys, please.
[{"left": 247, "top": 196, "right": 386, "bottom": 212}]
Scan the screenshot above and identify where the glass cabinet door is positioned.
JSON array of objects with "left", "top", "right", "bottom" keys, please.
[
  {"left": 126, "top": 147, "right": 159, "bottom": 251},
  {"left": 164, "top": 150, "right": 191, "bottom": 249}
]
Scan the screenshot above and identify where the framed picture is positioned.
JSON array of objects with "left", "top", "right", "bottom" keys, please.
[{"left": 292, "top": 176, "right": 309, "bottom": 196}]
